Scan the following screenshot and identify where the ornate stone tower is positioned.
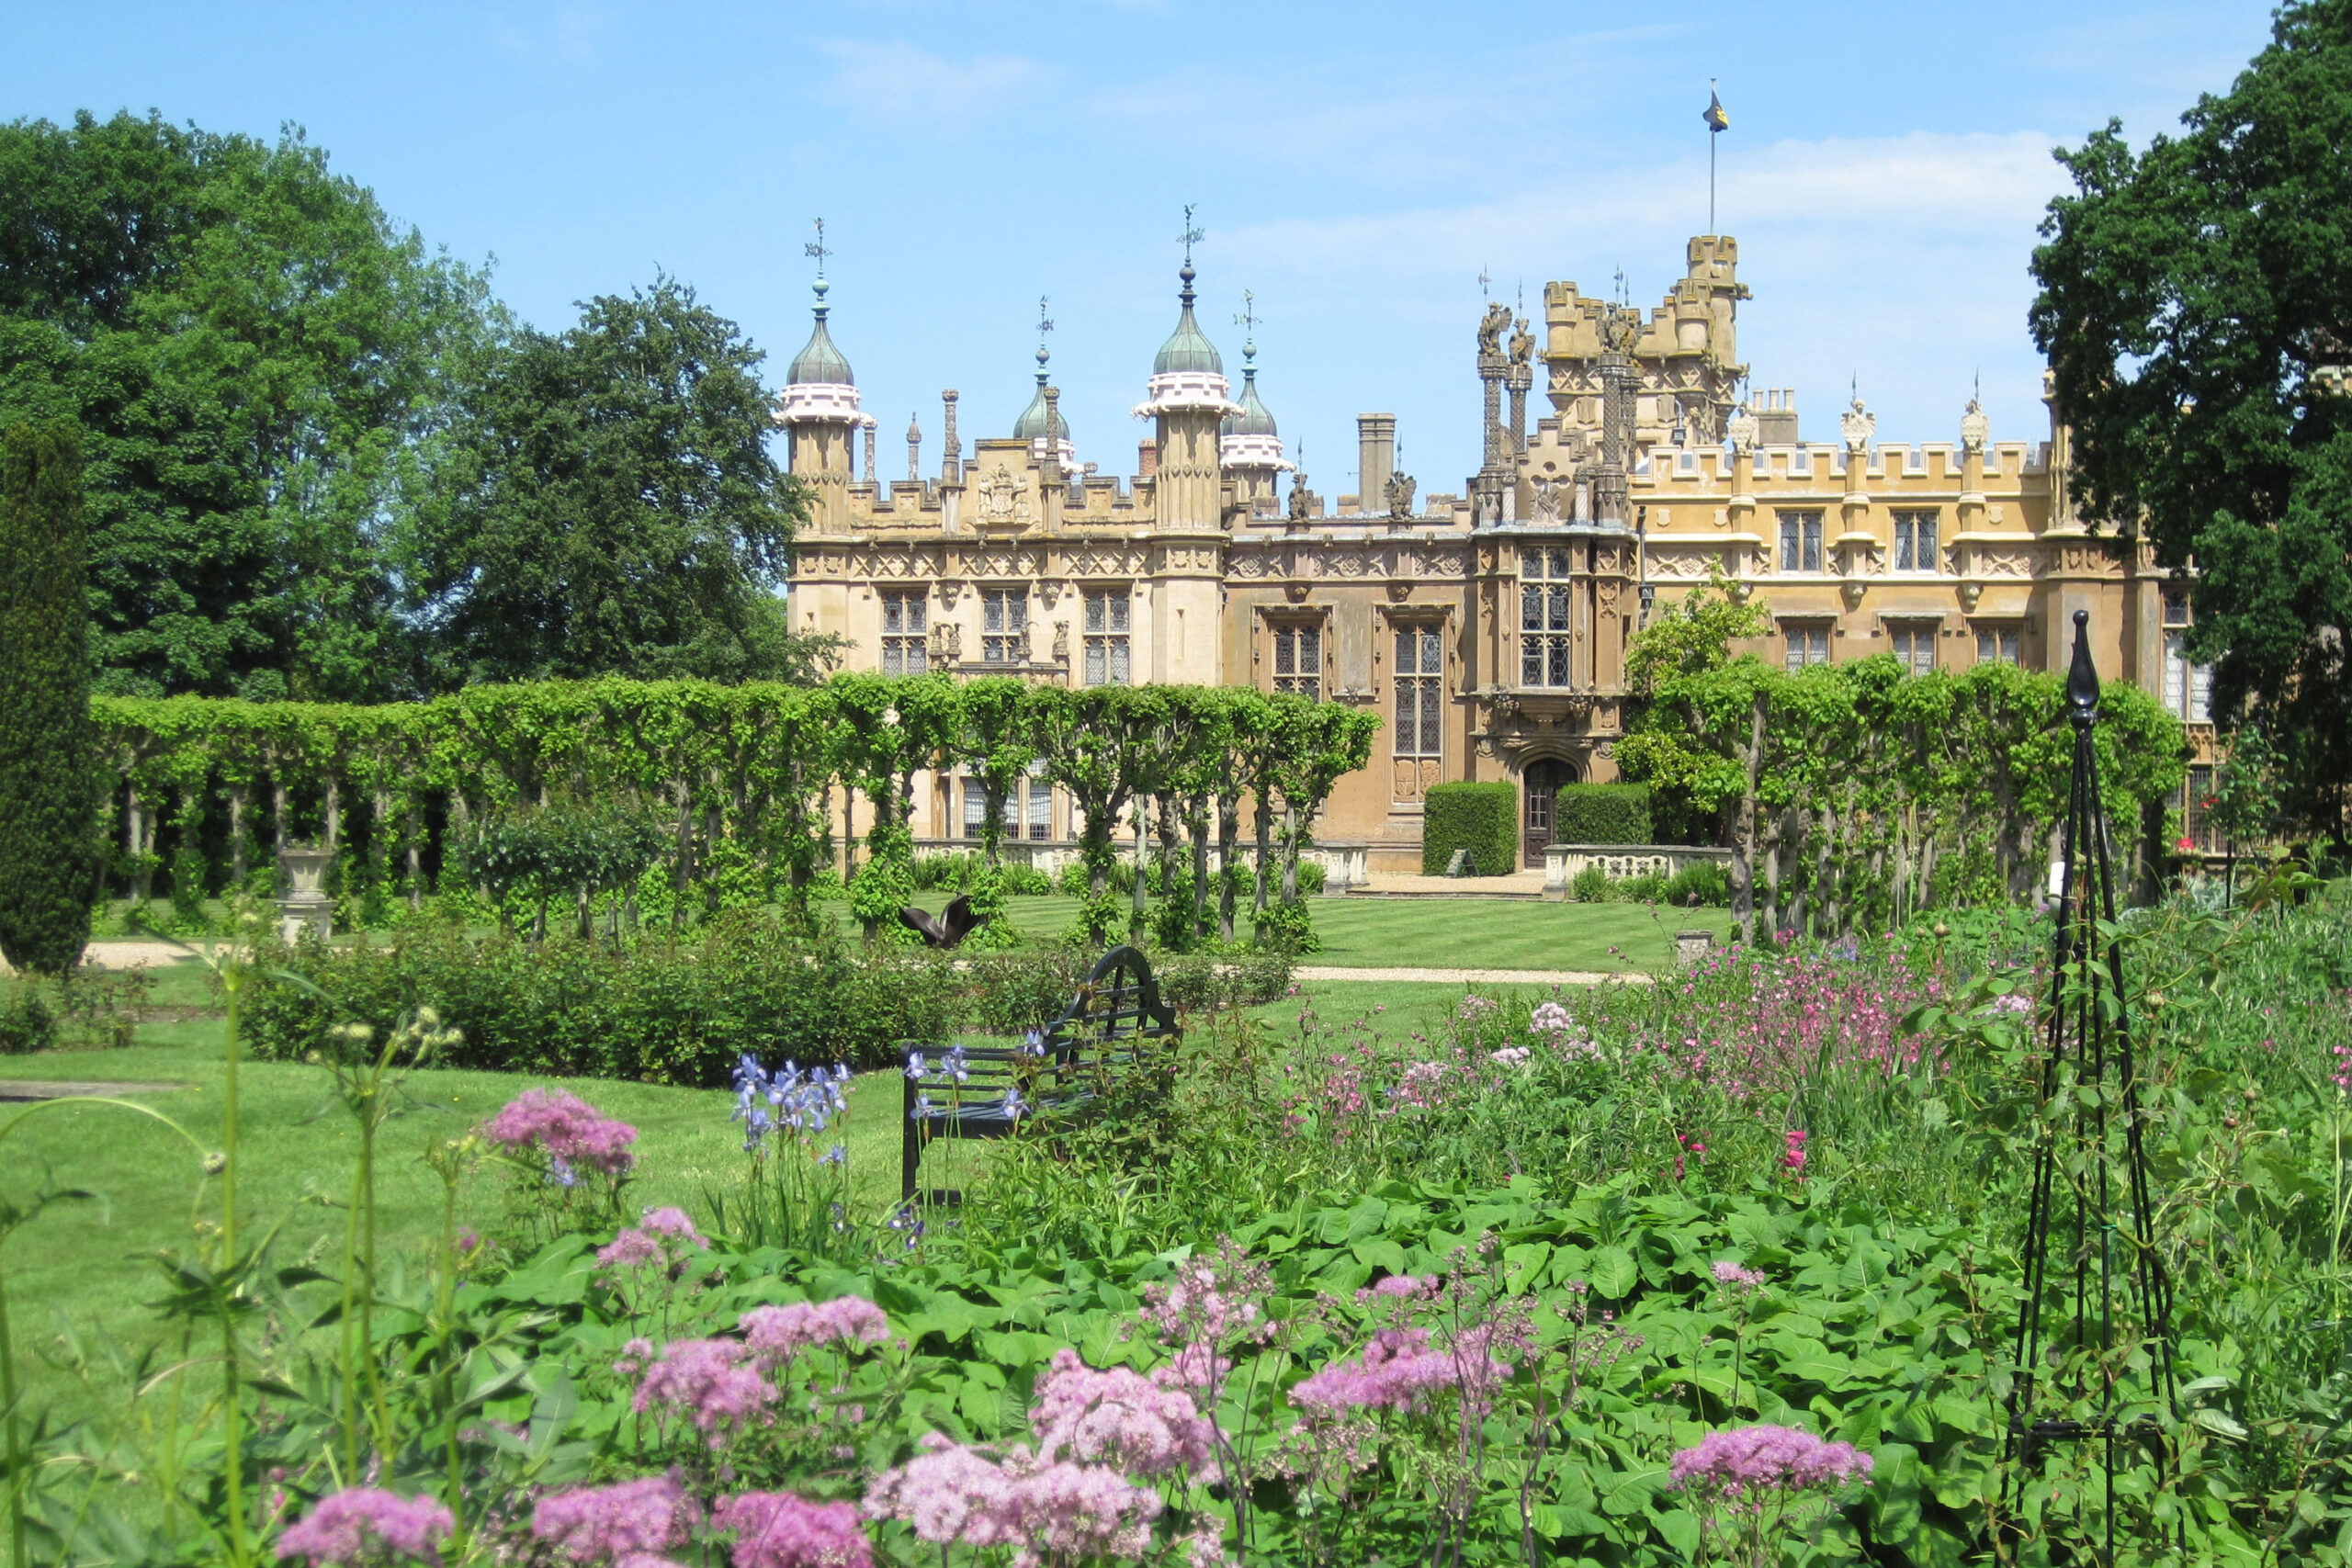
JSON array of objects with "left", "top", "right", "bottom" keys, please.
[
  {"left": 1013, "top": 310, "right": 1077, "bottom": 477},
  {"left": 1543, "top": 236, "right": 1748, "bottom": 452},
  {"left": 773, "top": 261, "right": 868, "bottom": 535},
  {"left": 1130, "top": 220, "right": 1235, "bottom": 682}
]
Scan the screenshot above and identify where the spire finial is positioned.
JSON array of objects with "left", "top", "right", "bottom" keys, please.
[
  {"left": 805, "top": 217, "right": 831, "bottom": 308},
  {"left": 1234, "top": 290, "right": 1261, "bottom": 366},
  {"left": 1477, "top": 265, "right": 1491, "bottom": 299},
  {"left": 1035, "top": 294, "right": 1055, "bottom": 378},
  {"left": 1177, "top": 204, "right": 1203, "bottom": 301}
]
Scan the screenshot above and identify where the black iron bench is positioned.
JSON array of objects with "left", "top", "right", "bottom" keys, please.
[{"left": 899, "top": 944, "right": 1181, "bottom": 1202}]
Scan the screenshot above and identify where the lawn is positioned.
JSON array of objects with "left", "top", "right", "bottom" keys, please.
[{"left": 900, "top": 891, "right": 1728, "bottom": 971}]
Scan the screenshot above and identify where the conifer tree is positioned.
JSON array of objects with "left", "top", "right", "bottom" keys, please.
[{"left": 0, "top": 421, "right": 101, "bottom": 977}]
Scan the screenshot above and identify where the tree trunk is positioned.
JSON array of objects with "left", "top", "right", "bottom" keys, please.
[
  {"left": 127, "top": 784, "right": 152, "bottom": 901},
  {"left": 271, "top": 777, "right": 289, "bottom": 857},
  {"left": 1190, "top": 795, "right": 1211, "bottom": 942},
  {"left": 1252, "top": 794, "right": 1273, "bottom": 913},
  {"left": 1129, "top": 816, "right": 1148, "bottom": 942},
  {"left": 1281, "top": 804, "right": 1300, "bottom": 902},
  {"left": 1729, "top": 694, "right": 1765, "bottom": 944},
  {"left": 228, "top": 784, "right": 250, "bottom": 886},
  {"left": 323, "top": 775, "right": 342, "bottom": 858},
  {"left": 1216, "top": 793, "right": 1239, "bottom": 942},
  {"left": 405, "top": 792, "right": 424, "bottom": 912},
  {"left": 673, "top": 785, "right": 694, "bottom": 929}
]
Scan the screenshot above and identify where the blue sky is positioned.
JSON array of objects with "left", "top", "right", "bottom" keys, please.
[{"left": 8, "top": 1, "right": 2278, "bottom": 498}]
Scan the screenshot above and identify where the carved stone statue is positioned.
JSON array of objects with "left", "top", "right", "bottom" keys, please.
[
  {"left": 1287, "top": 471, "right": 1314, "bottom": 522},
  {"left": 1839, "top": 397, "right": 1876, "bottom": 453},
  {"left": 1385, "top": 470, "right": 1418, "bottom": 519},
  {"left": 1725, "top": 400, "right": 1758, "bottom": 456},
  {"left": 1476, "top": 300, "right": 1512, "bottom": 358},
  {"left": 1959, "top": 396, "right": 1989, "bottom": 454},
  {"left": 1051, "top": 621, "right": 1069, "bottom": 661},
  {"left": 1531, "top": 475, "right": 1564, "bottom": 525},
  {"left": 927, "top": 622, "right": 962, "bottom": 662},
  {"left": 1509, "top": 315, "right": 1535, "bottom": 368}
]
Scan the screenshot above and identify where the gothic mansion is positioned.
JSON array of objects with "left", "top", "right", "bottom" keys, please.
[{"left": 778, "top": 237, "right": 2213, "bottom": 876}]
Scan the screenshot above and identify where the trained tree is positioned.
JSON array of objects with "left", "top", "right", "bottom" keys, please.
[
  {"left": 0, "top": 422, "right": 102, "bottom": 976},
  {"left": 409, "top": 279, "right": 826, "bottom": 688},
  {"left": 2030, "top": 0, "right": 2352, "bottom": 837}
]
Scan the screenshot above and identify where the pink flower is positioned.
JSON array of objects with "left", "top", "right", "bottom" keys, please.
[
  {"left": 633, "top": 1339, "right": 775, "bottom": 1440},
  {"left": 599, "top": 1208, "right": 709, "bottom": 1274},
  {"left": 534, "top": 1477, "right": 699, "bottom": 1564},
  {"left": 740, "top": 1297, "right": 893, "bottom": 1361},
  {"left": 278, "top": 1488, "right": 454, "bottom": 1564},
  {"left": 1029, "top": 1348, "right": 1217, "bottom": 1477},
  {"left": 864, "top": 1437, "right": 1161, "bottom": 1562},
  {"left": 710, "top": 1492, "right": 872, "bottom": 1568},
  {"left": 640, "top": 1207, "right": 703, "bottom": 1241},
  {"left": 863, "top": 1435, "right": 1021, "bottom": 1548},
  {"left": 485, "top": 1089, "right": 638, "bottom": 1177},
  {"left": 1289, "top": 1325, "right": 1515, "bottom": 1416},
  {"left": 1711, "top": 1259, "right": 1766, "bottom": 1291},
  {"left": 1781, "top": 1128, "right": 1809, "bottom": 1176},
  {"left": 1671, "top": 1424, "right": 1873, "bottom": 1504}
]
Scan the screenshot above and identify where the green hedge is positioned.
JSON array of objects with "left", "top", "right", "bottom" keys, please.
[
  {"left": 1422, "top": 781, "right": 1519, "bottom": 875},
  {"left": 1553, "top": 784, "right": 1652, "bottom": 844}
]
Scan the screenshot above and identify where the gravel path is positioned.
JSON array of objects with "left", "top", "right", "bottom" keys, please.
[
  {"left": 0, "top": 941, "right": 197, "bottom": 976},
  {"left": 1292, "top": 965, "right": 1652, "bottom": 987}
]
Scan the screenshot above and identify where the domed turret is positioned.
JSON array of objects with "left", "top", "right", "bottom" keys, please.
[
  {"left": 1152, "top": 264, "right": 1224, "bottom": 376},
  {"left": 1013, "top": 302, "right": 1076, "bottom": 471},
  {"left": 1218, "top": 329, "right": 1291, "bottom": 513},
  {"left": 786, "top": 277, "right": 854, "bottom": 387}
]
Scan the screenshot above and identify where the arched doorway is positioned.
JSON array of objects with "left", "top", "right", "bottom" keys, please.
[{"left": 1521, "top": 758, "right": 1579, "bottom": 868}]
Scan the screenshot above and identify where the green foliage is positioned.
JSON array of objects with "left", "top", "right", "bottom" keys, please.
[
  {"left": 403, "top": 278, "right": 829, "bottom": 688},
  {"left": 1570, "top": 864, "right": 1611, "bottom": 902},
  {"left": 1421, "top": 780, "right": 1519, "bottom": 874},
  {"left": 0, "top": 111, "right": 498, "bottom": 701},
  {"left": 0, "top": 986, "right": 56, "bottom": 1054},
  {"left": 1553, "top": 783, "right": 1653, "bottom": 844},
  {"left": 1250, "top": 894, "right": 1319, "bottom": 953},
  {"left": 1663, "top": 859, "right": 1732, "bottom": 908},
  {"left": 2030, "top": 2, "right": 2352, "bottom": 836},
  {"left": 0, "top": 421, "right": 100, "bottom": 977}
]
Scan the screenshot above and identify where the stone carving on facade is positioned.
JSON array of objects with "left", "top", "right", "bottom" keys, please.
[
  {"left": 1955, "top": 581, "right": 1984, "bottom": 614},
  {"left": 935, "top": 578, "right": 964, "bottom": 609},
  {"left": 1385, "top": 471, "right": 1418, "bottom": 519},
  {"left": 1385, "top": 581, "right": 1412, "bottom": 603},
  {"left": 1283, "top": 581, "right": 1311, "bottom": 604},
  {"left": 2060, "top": 542, "right": 2114, "bottom": 575},
  {"left": 1476, "top": 300, "right": 1512, "bottom": 356},
  {"left": 1978, "top": 548, "right": 2032, "bottom": 579},
  {"left": 1229, "top": 552, "right": 1272, "bottom": 580},
  {"left": 1288, "top": 473, "right": 1316, "bottom": 521},
  {"left": 1841, "top": 579, "right": 1868, "bottom": 611},
  {"left": 1531, "top": 475, "right": 1564, "bottom": 524},
  {"left": 1960, "top": 396, "right": 1989, "bottom": 454},
  {"left": 1839, "top": 397, "right": 1877, "bottom": 453},
  {"left": 1509, "top": 316, "right": 1535, "bottom": 369},
  {"left": 1725, "top": 400, "right": 1758, "bottom": 456},
  {"left": 1051, "top": 621, "right": 1069, "bottom": 661},
  {"left": 976, "top": 465, "right": 1024, "bottom": 526},
  {"left": 927, "top": 622, "right": 962, "bottom": 662},
  {"left": 1409, "top": 548, "right": 1465, "bottom": 576}
]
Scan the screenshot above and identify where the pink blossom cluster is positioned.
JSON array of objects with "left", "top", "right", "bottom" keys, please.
[
  {"left": 277, "top": 1487, "right": 455, "bottom": 1565},
  {"left": 633, "top": 1339, "right": 775, "bottom": 1442},
  {"left": 1669, "top": 1424, "right": 1873, "bottom": 1505},
  {"left": 1711, "top": 1259, "right": 1765, "bottom": 1292},
  {"left": 1138, "top": 1242, "right": 1274, "bottom": 1359},
  {"left": 1639, "top": 951, "right": 1939, "bottom": 1099},
  {"left": 1288, "top": 1325, "right": 1515, "bottom": 1416},
  {"left": 741, "top": 1297, "right": 894, "bottom": 1362},
  {"left": 1029, "top": 1348, "right": 1217, "bottom": 1476},
  {"left": 1387, "top": 1059, "right": 1457, "bottom": 1112},
  {"left": 1487, "top": 1046, "right": 1532, "bottom": 1067},
  {"left": 533, "top": 1475, "right": 699, "bottom": 1564},
  {"left": 598, "top": 1207, "right": 708, "bottom": 1272},
  {"left": 711, "top": 1491, "right": 872, "bottom": 1568},
  {"left": 485, "top": 1089, "right": 639, "bottom": 1177},
  {"left": 864, "top": 1433, "right": 1162, "bottom": 1564},
  {"left": 1781, "top": 1128, "right": 1809, "bottom": 1176}
]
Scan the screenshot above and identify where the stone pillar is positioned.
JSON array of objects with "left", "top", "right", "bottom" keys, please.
[{"left": 940, "top": 389, "right": 961, "bottom": 485}]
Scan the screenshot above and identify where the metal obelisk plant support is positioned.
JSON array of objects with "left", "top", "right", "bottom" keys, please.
[{"left": 1999, "top": 610, "right": 2177, "bottom": 1559}]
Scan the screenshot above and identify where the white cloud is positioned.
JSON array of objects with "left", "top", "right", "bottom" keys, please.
[{"left": 819, "top": 39, "right": 1057, "bottom": 125}]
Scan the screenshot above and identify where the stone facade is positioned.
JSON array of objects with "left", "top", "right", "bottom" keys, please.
[{"left": 782, "top": 234, "right": 2215, "bottom": 872}]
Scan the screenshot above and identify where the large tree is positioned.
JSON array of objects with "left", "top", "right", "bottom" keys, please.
[
  {"left": 0, "top": 110, "right": 497, "bottom": 701},
  {"left": 2030, "top": 0, "right": 2352, "bottom": 836},
  {"left": 405, "top": 279, "right": 822, "bottom": 687},
  {"left": 0, "top": 422, "right": 102, "bottom": 977}
]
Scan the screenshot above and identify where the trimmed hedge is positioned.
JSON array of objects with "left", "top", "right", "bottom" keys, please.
[
  {"left": 1553, "top": 784, "right": 1652, "bottom": 845},
  {"left": 1422, "top": 781, "right": 1519, "bottom": 875}
]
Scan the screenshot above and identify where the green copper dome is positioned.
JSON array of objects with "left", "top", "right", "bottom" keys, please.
[
  {"left": 1223, "top": 352, "right": 1276, "bottom": 436},
  {"left": 1151, "top": 264, "right": 1223, "bottom": 376},
  {"left": 1012, "top": 345, "right": 1068, "bottom": 440},
  {"left": 786, "top": 279, "right": 854, "bottom": 386}
]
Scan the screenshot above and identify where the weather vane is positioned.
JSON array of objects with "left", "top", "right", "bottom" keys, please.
[
  {"left": 1234, "top": 289, "right": 1261, "bottom": 339},
  {"left": 805, "top": 218, "right": 831, "bottom": 279},
  {"left": 1477, "top": 265, "right": 1491, "bottom": 299},
  {"left": 1037, "top": 295, "right": 1055, "bottom": 345},
  {"left": 1179, "top": 204, "right": 1204, "bottom": 266}
]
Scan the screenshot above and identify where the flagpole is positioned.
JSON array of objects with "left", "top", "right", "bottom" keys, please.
[{"left": 1710, "top": 122, "right": 1716, "bottom": 234}]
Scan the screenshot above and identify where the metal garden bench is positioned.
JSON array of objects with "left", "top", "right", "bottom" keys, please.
[{"left": 899, "top": 943, "right": 1181, "bottom": 1202}]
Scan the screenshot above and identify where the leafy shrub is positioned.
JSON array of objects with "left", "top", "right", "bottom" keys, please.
[
  {"left": 1615, "top": 872, "right": 1667, "bottom": 902},
  {"left": 1421, "top": 781, "right": 1518, "bottom": 875},
  {"left": 1664, "top": 860, "right": 1732, "bottom": 908},
  {"left": 0, "top": 985, "right": 56, "bottom": 1053},
  {"left": 1250, "top": 896, "right": 1319, "bottom": 953},
  {"left": 1552, "top": 784, "right": 1652, "bottom": 844},
  {"left": 1295, "top": 859, "right": 1328, "bottom": 894},
  {"left": 999, "top": 863, "right": 1052, "bottom": 896},
  {"left": 911, "top": 852, "right": 983, "bottom": 890},
  {"left": 1570, "top": 865, "right": 1611, "bottom": 903},
  {"left": 1055, "top": 858, "right": 1137, "bottom": 897},
  {"left": 242, "top": 913, "right": 965, "bottom": 1083}
]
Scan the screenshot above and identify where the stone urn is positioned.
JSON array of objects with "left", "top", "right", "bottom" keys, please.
[
  {"left": 1674, "top": 929, "right": 1716, "bottom": 967},
  {"left": 277, "top": 843, "right": 334, "bottom": 944}
]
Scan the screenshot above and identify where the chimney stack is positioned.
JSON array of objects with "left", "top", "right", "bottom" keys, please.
[
  {"left": 1137, "top": 438, "right": 1159, "bottom": 479},
  {"left": 940, "top": 389, "right": 961, "bottom": 483},
  {"left": 1356, "top": 413, "right": 1396, "bottom": 515}
]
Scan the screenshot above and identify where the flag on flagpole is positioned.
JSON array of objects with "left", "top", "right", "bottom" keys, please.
[{"left": 1704, "top": 88, "right": 1729, "bottom": 132}]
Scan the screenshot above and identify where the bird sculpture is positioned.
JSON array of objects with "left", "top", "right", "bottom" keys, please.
[{"left": 897, "top": 893, "right": 987, "bottom": 950}]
